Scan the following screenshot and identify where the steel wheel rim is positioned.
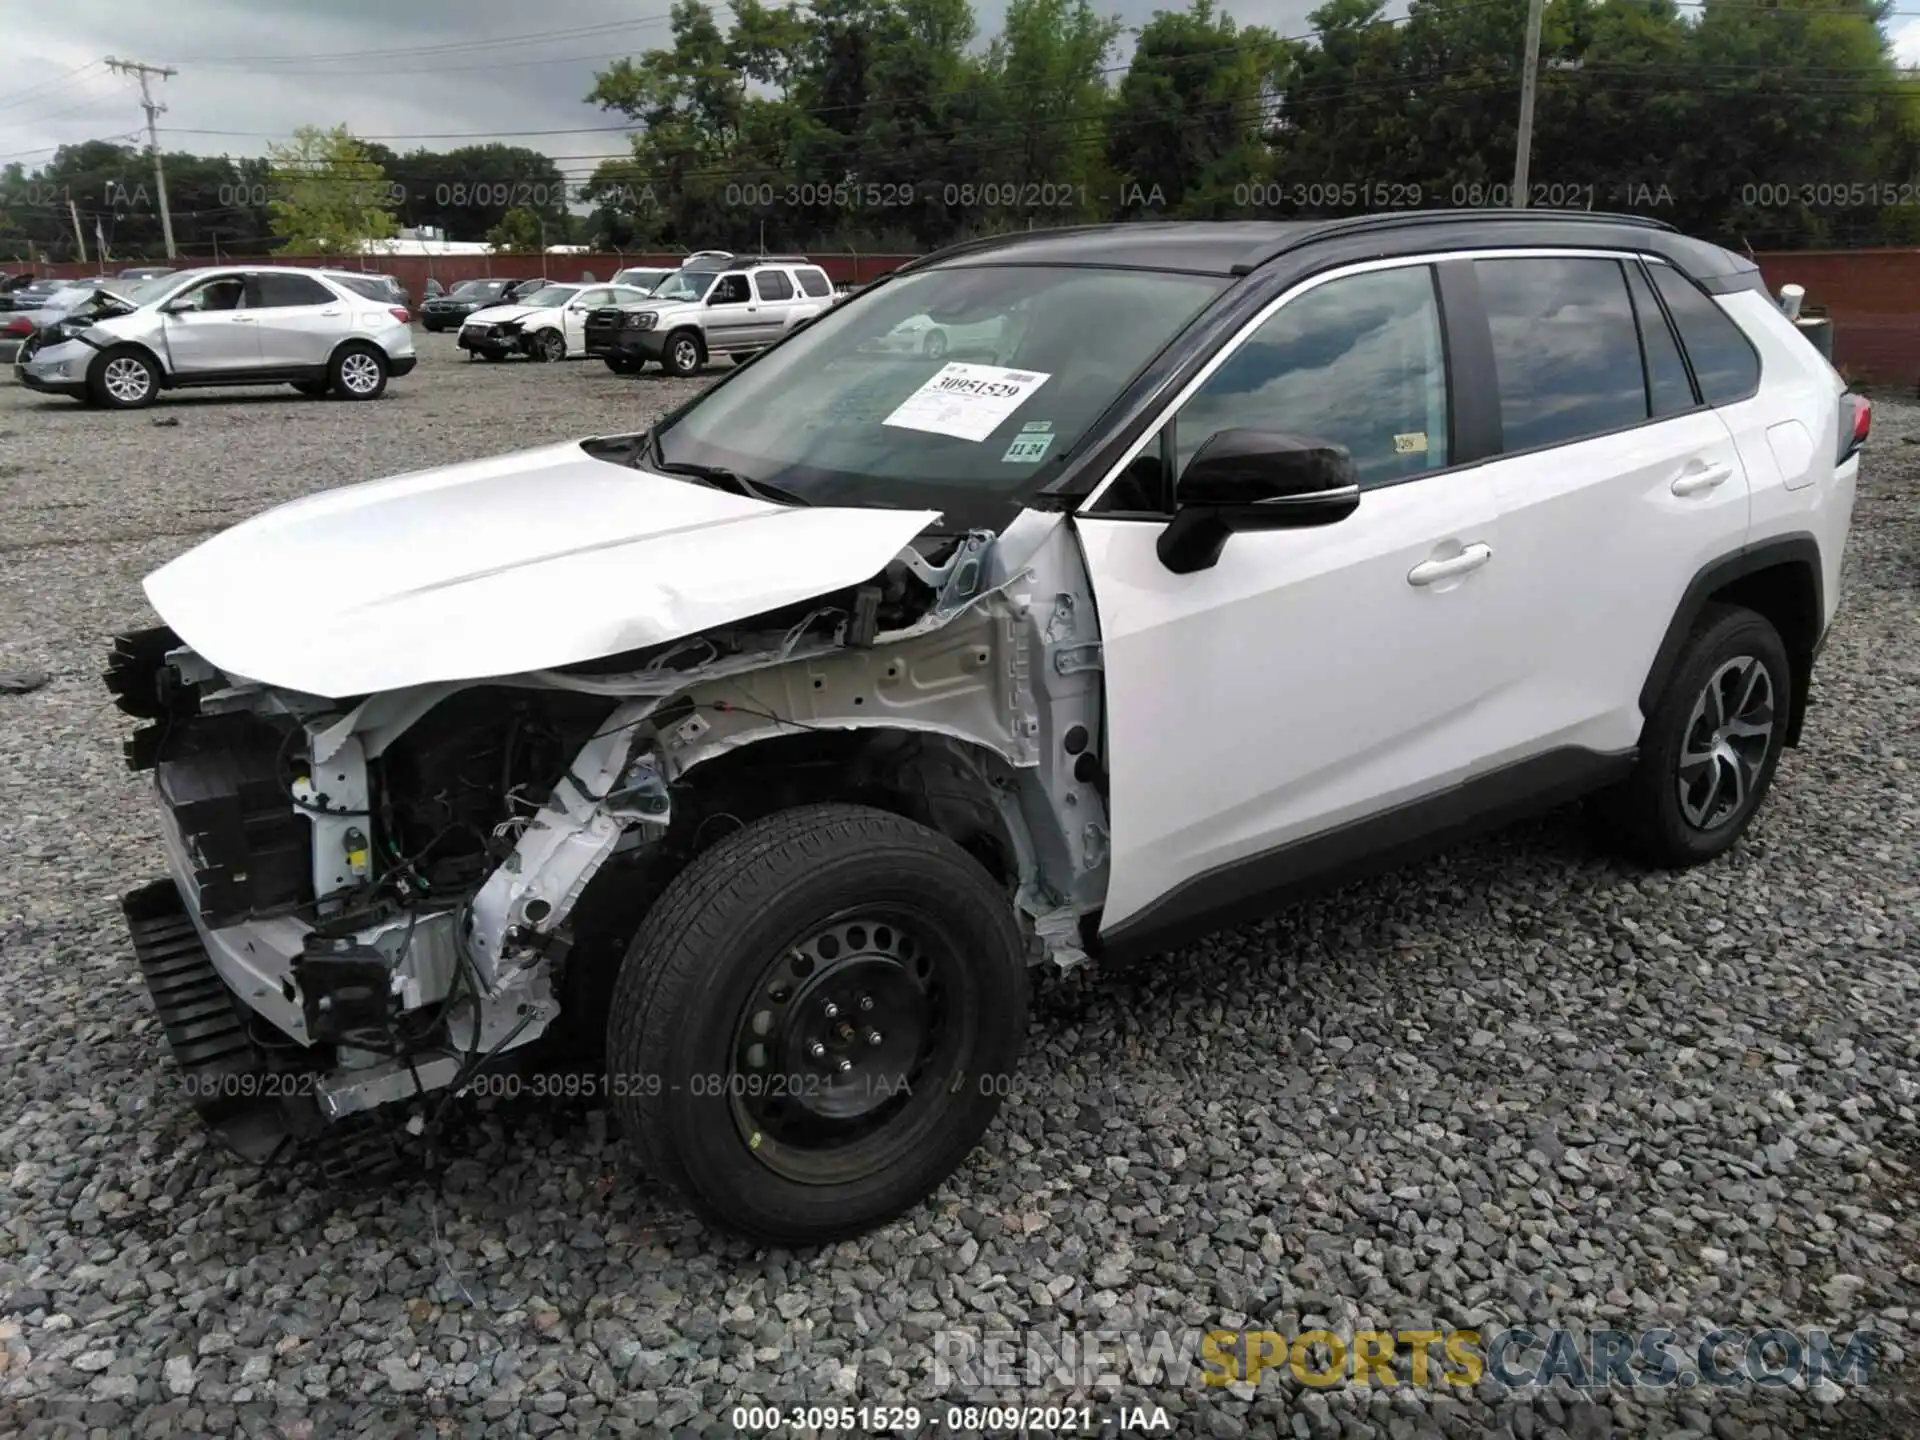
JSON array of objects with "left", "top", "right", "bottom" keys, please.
[
  {"left": 104, "top": 357, "right": 150, "bottom": 403},
  {"left": 672, "top": 339, "right": 698, "bottom": 371},
  {"left": 728, "top": 907, "right": 959, "bottom": 1184},
  {"left": 340, "top": 353, "right": 381, "bottom": 393},
  {"left": 1677, "top": 654, "right": 1775, "bottom": 831}
]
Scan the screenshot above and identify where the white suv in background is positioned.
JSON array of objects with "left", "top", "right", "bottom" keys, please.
[
  {"left": 14, "top": 266, "right": 417, "bottom": 407},
  {"left": 590, "top": 255, "right": 840, "bottom": 374},
  {"left": 105, "top": 213, "right": 1861, "bottom": 1245}
]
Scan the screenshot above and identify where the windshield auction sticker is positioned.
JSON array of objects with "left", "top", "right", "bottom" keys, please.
[{"left": 883, "top": 363, "right": 1052, "bottom": 443}]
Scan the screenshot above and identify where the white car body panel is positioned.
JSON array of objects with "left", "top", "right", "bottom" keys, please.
[
  {"left": 142, "top": 440, "right": 941, "bottom": 698},
  {"left": 1078, "top": 468, "right": 1513, "bottom": 932},
  {"left": 1716, "top": 289, "right": 1856, "bottom": 630},
  {"left": 1474, "top": 407, "right": 1752, "bottom": 760}
]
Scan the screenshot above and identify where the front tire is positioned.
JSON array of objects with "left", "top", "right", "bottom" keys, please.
[
  {"left": 606, "top": 803, "right": 1029, "bottom": 1245},
  {"left": 660, "top": 330, "right": 703, "bottom": 377},
  {"left": 330, "top": 343, "right": 388, "bottom": 400},
  {"left": 89, "top": 347, "right": 160, "bottom": 409},
  {"left": 533, "top": 329, "right": 565, "bottom": 363},
  {"left": 1595, "top": 603, "right": 1791, "bottom": 867}
]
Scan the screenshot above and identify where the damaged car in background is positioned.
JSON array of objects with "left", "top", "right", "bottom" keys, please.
[{"left": 107, "top": 213, "right": 1858, "bottom": 1243}]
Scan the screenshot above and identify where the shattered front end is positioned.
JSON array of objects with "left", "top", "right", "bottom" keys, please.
[{"left": 105, "top": 513, "right": 1112, "bottom": 1168}]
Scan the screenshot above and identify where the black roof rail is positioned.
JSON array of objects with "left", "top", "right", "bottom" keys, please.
[
  {"left": 1233, "top": 207, "right": 1680, "bottom": 273},
  {"left": 892, "top": 211, "right": 1685, "bottom": 279},
  {"left": 725, "top": 254, "right": 815, "bottom": 269},
  {"left": 892, "top": 224, "right": 1137, "bottom": 276}
]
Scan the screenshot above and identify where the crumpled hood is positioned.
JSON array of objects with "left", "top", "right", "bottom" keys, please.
[
  {"left": 461, "top": 303, "right": 544, "bottom": 326},
  {"left": 143, "top": 439, "right": 941, "bottom": 698}
]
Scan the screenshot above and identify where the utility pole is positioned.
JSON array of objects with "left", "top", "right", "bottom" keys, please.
[
  {"left": 104, "top": 57, "right": 179, "bottom": 259},
  {"left": 68, "top": 197, "right": 88, "bottom": 263},
  {"left": 1511, "top": 0, "right": 1545, "bottom": 208}
]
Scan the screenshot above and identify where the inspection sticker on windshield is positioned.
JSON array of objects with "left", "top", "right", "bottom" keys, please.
[
  {"left": 1002, "top": 425, "right": 1055, "bottom": 463},
  {"left": 883, "top": 363, "right": 1052, "bottom": 443}
]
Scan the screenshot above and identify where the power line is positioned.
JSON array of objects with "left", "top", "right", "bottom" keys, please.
[{"left": 0, "top": 60, "right": 107, "bottom": 113}]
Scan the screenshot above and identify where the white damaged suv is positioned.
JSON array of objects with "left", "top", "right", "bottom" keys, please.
[
  {"left": 107, "top": 215, "right": 1862, "bottom": 1243},
  {"left": 17, "top": 265, "right": 416, "bottom": 407}
]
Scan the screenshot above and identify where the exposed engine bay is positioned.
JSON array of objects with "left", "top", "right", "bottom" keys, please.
[{"left": 108, "top": 511, "right": 1110, "bottom": 1159}]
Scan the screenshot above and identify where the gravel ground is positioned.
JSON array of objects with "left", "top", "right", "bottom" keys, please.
[{"left": 0, "top": 336, "right": 1914, "bottom": 1439}]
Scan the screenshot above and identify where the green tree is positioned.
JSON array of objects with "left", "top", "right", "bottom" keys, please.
[
  {"left": 265, "top": 125, "right": 400, "bottom": 253},
  {"left": 486, "top": 205, "right": 547, "bottom": 251},
  {"left": 1105, "top": 0, "right": 1281, "bottom": 218}
]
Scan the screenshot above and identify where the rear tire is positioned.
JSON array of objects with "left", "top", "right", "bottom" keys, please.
[
  {"left": 1592, "top": 603, "right": 1791, "bottom": 867},
  {"left": 88, "top": 347, "right": 160, "bottom": 409},
  {"left": 606, "top": 803, "right": 1029, "bottom": 1244},
  {"left": 329, "top": 343, "right": 388, "bottom": 400}
]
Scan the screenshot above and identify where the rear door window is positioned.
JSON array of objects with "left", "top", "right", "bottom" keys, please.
[
  {"left": 1473, "top": 257, "right": 1648, "bottom": 452},
  {"left": 755, "top": 270, "right": 795, "bottom": 302},
  {"left": 252, "top": 272, "right": 336, "bottom": 308}
]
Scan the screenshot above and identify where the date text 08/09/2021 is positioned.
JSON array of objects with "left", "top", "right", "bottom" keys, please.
[{"left": 731, "top": 1404, "right": 1177, "bottom": 1434}]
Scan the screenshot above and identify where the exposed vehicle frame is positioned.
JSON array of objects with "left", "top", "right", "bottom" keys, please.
[{"left": 108, "top": 212, "right": 1859, "bottom": 1243}]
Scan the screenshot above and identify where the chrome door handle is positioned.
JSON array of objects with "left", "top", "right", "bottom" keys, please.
[
  {"left": 1670, "top": 462, "right": 1733, "bottom": 496},
  {"left": 1408, "top": 543, "right": 1493, "bottom": 587}
]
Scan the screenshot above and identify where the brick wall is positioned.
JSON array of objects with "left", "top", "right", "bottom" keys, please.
[{"left": 1752, "top": 250, "right": 1920, "bottom": 388}]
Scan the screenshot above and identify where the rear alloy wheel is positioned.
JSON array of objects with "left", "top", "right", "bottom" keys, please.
[
  {"left": 330, "top": 344, "right": 388, "bottom": 400},
  {"left": 89, "top": 348, "right": 160, "bottom": 409},
  {"left": 606, "top": 803, "right": 1028, "bottom": 1244},
  {"left": 1593, "top": 603, "right": 1791, "bottom": 867},
  {"left": 661, "top": 331, "right": 703, "bottom": 376}
]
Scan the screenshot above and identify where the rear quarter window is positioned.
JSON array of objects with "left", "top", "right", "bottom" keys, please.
[
  {"left": 1648, "top": 262, "right": 1763, "bottom": 404},
  {"left": 798, "top": 267, "right": 833, "bottom": 298}
]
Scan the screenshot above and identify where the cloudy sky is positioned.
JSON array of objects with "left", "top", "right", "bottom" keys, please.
[{"left": 0, "top": 0, "right": 1327, "bottom": 182}]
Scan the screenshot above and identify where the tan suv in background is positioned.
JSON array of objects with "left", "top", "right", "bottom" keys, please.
[{"left": 586, "top": 255, "right": 839, "bottom": 375}]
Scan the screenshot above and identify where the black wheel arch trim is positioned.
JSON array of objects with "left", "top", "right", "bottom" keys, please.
[
  {"left": 1092, "top": 745, "right": 1636, "bottom": 965},
  {"left": 1637, "top": 533, "right": 1823, "bottom": 750}
]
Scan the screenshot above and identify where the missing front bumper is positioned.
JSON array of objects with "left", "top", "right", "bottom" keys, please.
[
  {"left": 122, "top": 878, "right": 423, "bottom": 1182},
  {"left": 122, "top": 878, "right": 317, "bottom": 1163}
]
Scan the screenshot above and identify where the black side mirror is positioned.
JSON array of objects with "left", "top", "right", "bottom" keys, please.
[{"left": 1156, "top": 429, "right": 1361, "bottom": 575}]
